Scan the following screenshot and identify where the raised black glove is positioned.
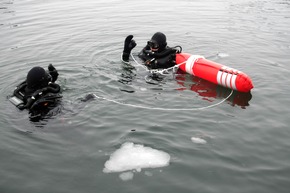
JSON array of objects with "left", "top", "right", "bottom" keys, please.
[
  {"left": 122, "top": 35, "right": 137, "bottom": 62},
  {"left": 48, "top": 64, "right": 59, "bottom": 82},
  {"left": 123, "top": 35, "right": 136, "bottom": 53}
]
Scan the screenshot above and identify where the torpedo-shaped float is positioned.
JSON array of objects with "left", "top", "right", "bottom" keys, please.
[{"left": 175, "top": 53, "right": 254, "bottom": 92}]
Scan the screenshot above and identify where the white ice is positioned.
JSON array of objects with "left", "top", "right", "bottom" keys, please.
[
  {"left": 191, "top": 137, "right": 207, "bottom": 144},
  {"left": 103, "top": 142, "right": 170, "bottom": 173},
  {"left": 119, "top": 172, "right": 134, "bottom": 181},
  {"left": 217, "top": 52, "right": 229, "bottom": 58}
]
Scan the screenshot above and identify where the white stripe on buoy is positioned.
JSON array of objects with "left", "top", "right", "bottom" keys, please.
[
  {"left": 217, "top": 66, "right": 238, "bottom": 90},
  {"left": 185, "top": 55, "right": 205, "bottom": 76},
  {"left": 221, "top": 69, "right": 228, "bottom": 87},
  {"left": 225, "top": 73, "right": 231, "bottom": 88},
  {"left": 185, "top": 55, "right": 196, "bottom": 75},
  {"left": 231, "top": 74, "right": 237, "bottom": 90},
  {"left": 217, "top": 70, "right": 223, "bottom": 86}
]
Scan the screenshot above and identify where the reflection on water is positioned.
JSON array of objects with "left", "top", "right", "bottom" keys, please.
[
  {"left": 176, "top": 73, "right": 252, "bottom": 108},
  {"left": 118, "top": 63, "right": 137, "bottom": 86}
]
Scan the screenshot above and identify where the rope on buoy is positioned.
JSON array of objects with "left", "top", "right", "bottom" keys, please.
[
  {"left": 115, "top": 53, "right": 233, "bottom": 111},
  {"left": 130, "top": 52, "right": 186, "bottom": 75}
]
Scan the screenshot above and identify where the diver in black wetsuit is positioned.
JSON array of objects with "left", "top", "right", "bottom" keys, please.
[
  {"left": 122, "top": 32, "right": 182, "bottom": 69},
  {"left": 9, "top": 64, "right": 62, "bottom": 118}
]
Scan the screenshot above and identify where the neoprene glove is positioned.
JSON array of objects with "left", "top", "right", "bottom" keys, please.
[
  {"left": 48, "top": 64, "right": 59, "bottom": 82},
  {"left": 122, "top": 35, "right": 137, "bottom": 62}
]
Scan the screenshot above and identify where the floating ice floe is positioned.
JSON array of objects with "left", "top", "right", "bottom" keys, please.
[
  {"left": 119, "top": 172, "right": 134, "bottom": 181},
  {"left": 191, "top": 137, "right": 207, "bottom": 144},
  {"left": 103, "top": 142, "right": 170, "bottom": 173},
  {"left": 217, "top": 52, "right": 229, "bottom": 58}
]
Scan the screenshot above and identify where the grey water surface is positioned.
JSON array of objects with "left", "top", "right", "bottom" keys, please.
[{"left": 1, "top": 0, "right": 290, "bottom": 192}]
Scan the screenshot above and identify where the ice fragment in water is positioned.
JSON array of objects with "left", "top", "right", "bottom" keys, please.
[
  {"left": 217, "top": 52, "right": 229, "bottom": 58},
  {"left": 119, "top": 172, "right": 134, "bottom": 181},
  {"left": 191, "top": 137, "right": 207, "bottom": 144},
  {"left": 103, "top": 142, "right": 170, "bottom": 173}
]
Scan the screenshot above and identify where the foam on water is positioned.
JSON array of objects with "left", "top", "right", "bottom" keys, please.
[{"left": 103, "top": 142, "right": 170, "bottom": 173}]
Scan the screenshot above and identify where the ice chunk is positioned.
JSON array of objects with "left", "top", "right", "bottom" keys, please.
[
  {"left": 103, "top": 142, "right": 170, "bottom": 173},
  {"left": 191, "top": 137, "right": 207, "bottom": 144},
  {"left": 217, "top": 52, "right": 229, "bottom": 58},
  {"left": 119, "top": 172, "right": 134, "bottom": 181}
]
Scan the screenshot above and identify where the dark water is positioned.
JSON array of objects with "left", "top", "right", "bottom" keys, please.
[{"left": 1, "top": 0, "right": 290, "bottom": 192}]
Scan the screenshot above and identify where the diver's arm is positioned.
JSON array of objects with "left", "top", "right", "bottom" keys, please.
[
  {"left": 122, "top": 35, "right": 137, "bottom": 62},
  {"left": 48, "top": 64, "right": 59, "bottom": 82},
  {"left": 121, "top": 53, "right": 131, "bottom": 64},
  {"left": 138, "top": 45, "right": 151, "bottom": 61},
  {"left": 150, "top": 48, "right": 178, "bottom": 58},
  {"left": 144, "top": 49, "right": 177, "bottom": 69}
]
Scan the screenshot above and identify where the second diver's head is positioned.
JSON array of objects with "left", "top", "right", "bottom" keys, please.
[
  {"left": 26, "top": 66, "right": 51, "bottom": 90},
  {"left": 147, "top": 32, "right": 167, "bottom": 52}
]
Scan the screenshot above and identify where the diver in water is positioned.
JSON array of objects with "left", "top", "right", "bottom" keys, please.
[
  {"left": 9, "top": 64, "right": 62, "bottom": 118},
  {"left": 122, "top": 32, "right": 182, "bottom": 69}
]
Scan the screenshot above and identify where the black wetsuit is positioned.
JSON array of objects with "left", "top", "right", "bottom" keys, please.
[
  {"left": 122, "top": 33, "right": 182, "bottom": 69},
  {"left": 138, "top": 45, "right": 180, "bottom": 69},
  {"left": 12, "top": 81, "right": 62, "bottom": 111},
  {"left": 10, "top": 66, "right": 62, "bottom": 119}
]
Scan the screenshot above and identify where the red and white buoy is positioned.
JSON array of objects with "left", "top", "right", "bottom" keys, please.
[{"left": 176, "top": 53, "right": 254, "bottom": 92}]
